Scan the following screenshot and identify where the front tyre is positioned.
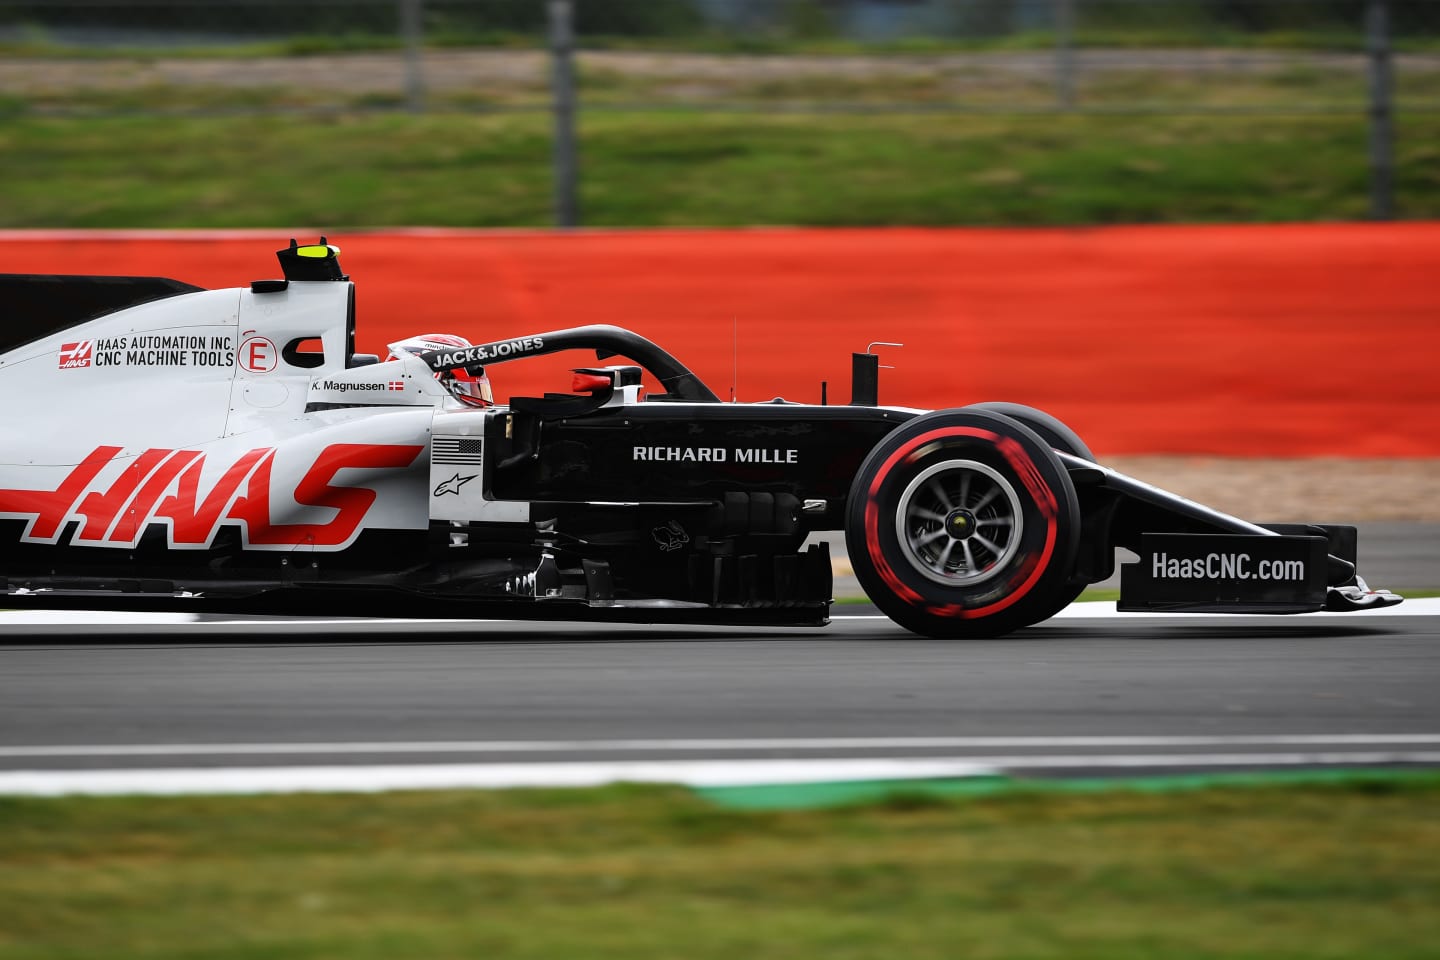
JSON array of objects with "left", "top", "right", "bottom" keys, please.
[
  {"left": 845, "top": 409, "right": 1080, "bottom": 638},
  {"left": 964, "top": 401, "right": 1094, "bottom": 622}
]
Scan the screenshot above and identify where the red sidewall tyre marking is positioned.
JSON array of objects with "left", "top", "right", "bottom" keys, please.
[{"left": 863, "top": 426, "right": 1059, "bottom": 620}]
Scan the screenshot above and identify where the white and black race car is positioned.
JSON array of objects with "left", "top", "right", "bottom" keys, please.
[{"left": 0, "top": 240, "right": 1401, "bottom": 637}]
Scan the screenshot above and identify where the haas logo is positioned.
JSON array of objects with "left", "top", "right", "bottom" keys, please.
[
  {"left": 58, "top": 341, "right": 93, "bottom": 369},
  {"left": 0, "top": 443, "right": 423, "bottom": 551}
]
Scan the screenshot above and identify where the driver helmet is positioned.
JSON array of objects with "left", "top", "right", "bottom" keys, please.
[{"left": 385, "top": 333, "right": 494, "bottom": 408}]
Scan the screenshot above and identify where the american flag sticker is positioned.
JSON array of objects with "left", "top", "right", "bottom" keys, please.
[
  {"left": 58, "top": 341, "right": 93, "bottom": 369},
  {"left": 432, "top": 436, "right": 484, "bottom": 465}
]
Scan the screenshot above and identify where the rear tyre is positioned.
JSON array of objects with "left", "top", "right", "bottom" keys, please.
[
  {"left": 964, "top": 401, "right": 1095, "bottom": 463},
  {"left": 845, "top": 409, "right": 1080, "bottom": 638}
]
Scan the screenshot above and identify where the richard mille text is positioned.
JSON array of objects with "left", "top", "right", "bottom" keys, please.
[{"left": 632, "top": 446, "right": 798, "bottom": 464}]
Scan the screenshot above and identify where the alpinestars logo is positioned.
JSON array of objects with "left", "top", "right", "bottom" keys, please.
[
  {"left": 433, "top": 473, "right": 476, "bottom": 497},
  {"left": 58, "top": 341, "right": 94, "bottom": 369}
]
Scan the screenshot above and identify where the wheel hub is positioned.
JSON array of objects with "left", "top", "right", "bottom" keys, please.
[
  {"left": 944, "top": 508, "right": 978, "bottom": 540},
  {"left": 894, "top": 459, "right": 1024, "bottom": 587}
]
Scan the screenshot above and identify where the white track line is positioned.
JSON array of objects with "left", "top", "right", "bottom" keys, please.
[
  {"left": 4, "top": 733, "right": 1440, "bottom": 759},
  {"left": 2, "top": 752, "right": 1437, "bottom": 797},
  {"left": 0, "top": 758, "right": 999, "bottom": 797},
  {"left": 1047, "top": 597, "right": 1440, "bottom": 618},
  {"left": 837, "top": 597, "right": 1440, "bottom": 620},
  {"left": 0, "top": 596, "right": 1435, "bottom": 627},
  {"left": 968, "top": 751, "right": 1440, "bottom": 769}
]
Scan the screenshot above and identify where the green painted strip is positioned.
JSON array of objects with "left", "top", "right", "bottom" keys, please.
[
  {"left": 694, "top": 776, "right": 1011, "bottom": 810},
  {"left": 696, "top": 768, "right": 1440, "bottom": 810}
]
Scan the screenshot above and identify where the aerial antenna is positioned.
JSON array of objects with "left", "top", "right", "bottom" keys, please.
[
  {"left": 869, "top": 341, "right": 904, "bottom": 370},
  {"left": 731, "top": 316, "right": 737, "bottom": 403}
]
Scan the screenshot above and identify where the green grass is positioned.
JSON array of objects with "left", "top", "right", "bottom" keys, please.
[
  {"left": 11, "top": 57, "right": 1440, "bottom": 114},
  {"left": 6, "top": 29, "right": 1440, "bottom": 58},
  {"left": 2, "top": 778, "right": 1438, "bottom": 958},
  {"left": 3, "top": 110, "right": 1439, "bottom": 228},
  {"left": 4, "top": 40, "right": 1439, "bottom": 228}
]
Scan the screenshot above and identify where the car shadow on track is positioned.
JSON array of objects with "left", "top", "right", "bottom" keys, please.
[{"left": 0, "top": 597, "right": 1414, "bottom": 646}]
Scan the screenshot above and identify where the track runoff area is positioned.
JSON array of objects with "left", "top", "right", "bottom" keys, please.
[{"left": 1, "top": 599, "right": 1437, "bottom": 803}]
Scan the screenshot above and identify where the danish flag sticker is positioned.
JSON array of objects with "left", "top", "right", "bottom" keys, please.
[
  {"left": 389, "top": 381, "right": 405, "bottom": 391},
  {"left": 58, "top": 341, "right": 93, "bottom": 369}
]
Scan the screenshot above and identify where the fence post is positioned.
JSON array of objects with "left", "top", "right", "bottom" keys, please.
[
  {"left": 1366, "top": 0, "right": 1395, "bottom": 220},
  {"left": 400, "top": 0, "right": 425, "bottom": 113},
  {"left": 1054, "top": 0, "right": 1076, "bottom": 110},
  {"left": 549, "top": 0, "right": 581, "bottom": 228}
]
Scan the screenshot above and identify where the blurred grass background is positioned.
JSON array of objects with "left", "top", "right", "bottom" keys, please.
[
  {"left": 2, "top": 112, "right": 1437, "bottom": 228},
  {"left": 3, "top": 777, "right": 1440, "bottom": 958},
  {"left": 2, "top": 0, "right": 1438, "bottom": 227}
]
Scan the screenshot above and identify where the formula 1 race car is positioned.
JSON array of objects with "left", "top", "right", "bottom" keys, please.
[{"left": 0, "top": 240, "right": 1401, "bottom": 637}]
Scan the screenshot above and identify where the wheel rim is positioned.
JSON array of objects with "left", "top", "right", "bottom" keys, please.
[{"left": 894, "top": 460, "right": 1024, "bottom": 586}]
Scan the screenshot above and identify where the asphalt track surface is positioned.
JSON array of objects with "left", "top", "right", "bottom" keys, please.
[{"left": 1, "top": 603, "right": 1437, "bottom": 792}]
